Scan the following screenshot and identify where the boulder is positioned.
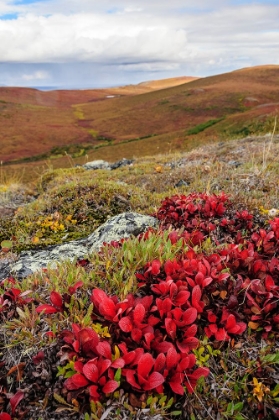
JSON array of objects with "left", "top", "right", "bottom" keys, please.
[
  {"left": 110, "top": 158, "right": 134, "bottom": 170},
  {"left": 83, "top": 160, "right": 110, "bottom": 170},
  {"left": 88, "top": 212, "right": 158, "bottom": 253},
  {"left": 1, "top": 212, "right": 158, "bottom": 280}
]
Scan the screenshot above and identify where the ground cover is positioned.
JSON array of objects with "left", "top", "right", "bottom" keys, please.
[{"left": 0, "top": 133, "right": 279, "bottom": 419}]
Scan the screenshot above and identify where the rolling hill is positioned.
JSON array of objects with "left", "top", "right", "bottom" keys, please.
[{"left": 0, "top": 66, "right": 278, "bottom": 166}]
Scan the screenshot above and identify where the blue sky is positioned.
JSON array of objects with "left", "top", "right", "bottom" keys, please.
[{"left": 0, "top": 0, "right": 278, "bottom": 88}]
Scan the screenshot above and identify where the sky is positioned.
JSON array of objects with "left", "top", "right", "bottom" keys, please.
[{"left": 0, "top": 0, "right": 278, "bottom": 89}]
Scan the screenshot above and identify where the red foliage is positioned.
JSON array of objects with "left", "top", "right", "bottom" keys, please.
[
  {"left": 36, "top": 281, "right": 83, "bottom": 314},
  {"left": 3, "top": 192, "right": 279, "bottom": 414}
]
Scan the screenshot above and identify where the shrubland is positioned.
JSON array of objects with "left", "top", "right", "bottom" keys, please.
[{"left": 0, "top": 134, "right": 279, "bottom": 419}]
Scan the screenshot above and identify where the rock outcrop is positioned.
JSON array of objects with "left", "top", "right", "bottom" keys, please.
[
  {"left": 0, "top": 212, "right": 158, "bottom": 280},
  {"left": 83, "top": 158, "right": 134, "bottom": 171}
]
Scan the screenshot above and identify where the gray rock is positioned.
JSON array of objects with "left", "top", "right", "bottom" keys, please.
[
  {"left": 88, "top": 212, "right": 158, "bottom": 253},
  {"left": 228, "top": 160, "right": 242, "bottom": 167},
  {"left": 83, "top": 160, "right": 110, "bottom": 170},
  {"left": 110, "top": 158, "right": 134, "bottom": 170},
  {"left": 1, "top": 212, "right": 158, "bottom": 280},
  {"left": 174, "top": 179, "right": 190, "bottom": 188}
]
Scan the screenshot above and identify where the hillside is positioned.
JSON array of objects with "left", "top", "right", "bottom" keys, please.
[
  {"left": 1, "top": 66, "right": 279, "bottom": 168},
  {"left": 0, "top": 76, "right": 197, "bottom": 163}
]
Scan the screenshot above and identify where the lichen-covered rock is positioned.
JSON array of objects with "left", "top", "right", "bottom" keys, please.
[
  {"left": 88, "top": 212, "right": 158, "bottom": 253},
  {"left": 83, "top": 160, "right": 110, "bottom": 170},
  {"left": 2, "top": 212, "right": 158, "bottom": 280},
  {"left": 9, "top": 238, "right": 89, "bottom": 279}
]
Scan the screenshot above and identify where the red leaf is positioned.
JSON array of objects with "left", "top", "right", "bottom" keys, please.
[
  {"left": 191, "top": 285, "right": 204, "bottom": 312},
  {"left": 125, "top": 369, "right": 141, "bottom": 389},
  {"left": 169, "top": 381, "right": 185, "bottom": 395},
  {"left": 74, "top": 361, "right": 84, "bottom": 373},
  {"left": 36, "top": 304, "right": 58, "bottom": 314},
  {"left": 148, "top": 315, "right": 161, "bottom": 326},
  {"left": 91, "top": 288, "right": 108, "bottom": 309},
  {"left": 166, "top": 347, "right": 179, "bottom": 370},
  {"left": 178, "top": 354, "right": 196, "bottom": 371},
  {"left": 96, "top": 341, "right": 112, "bottom": 359},
  {"left": 138, "top": 353, "right": 154, "bottom": 378},
  {"left": 174, "top": 290, "right": 190, "bottom": 306},
  {"left": 111, "top": 358, "right": 125, "bottom": 368},
  {"left": 165, "top": 318, "right": 177, "bottom": 339},
  {"left": 207, "top": 310, "right": 217, "bottom": 323},
  {"left": 177, "top": 337, "right": 199, "bottom": 353},
  {"left": 156, "top": 297, "right": 173, "bottom": 316},
  {"left": 89, "top": 385, "right": 100, "bottom": 401},
  {"left": 265, "top": 275, "right": 275, "bottom": 291},
  {"left": 50, "top": 291, "right": 63, "bottom": 308},
  {"left": 165, "top": 259, "right": 175, "bottom": 273},
  {"left": 144, "top": 332, "right": 155, "bottom": 349},
  {"left": 102, "top": 380, "right": 120, "bottom": 394},
  {"left": 32, "top": 350, "right": 45, "bottom": 364},
  {"left": 0, "top": 414, "right": 12, "bottom": 420},
  {"left": 154, "top": 353, "right": 166, "bottom": 372},
  {"left": 68, "top": 281, "right": 83, "bottom": 295},
  {"left": 99, "top": 298, "right": 116, "bottom": 319},
  {"left": 143, "top": 372, "right": 165, "bottom": 391},
  {"left": 215, "top": 328, "right": 229, "bottom": 341},
  {"left": 151, "top": 259, "right": 161, "bottom": 275},
  {"left": 122, "top": 351, "right": 136, "bottom": 365},
  {"left": 65, "top": 373, "right": 89, "bottom": 390},
  {"left": 79, "top": 328, "right": 99, "bottom": 349},
  {"left": 133, "top": 303, "right": 145, "bottom": 323},
  {"left": 119, "top": 316, "right": 133, "bottom": 332},
  {"left": 202, "top": 277, "right": 213, "bottom": 287},
  {"left": 98, "top": 359, "right": 112, "bottom": 377},
  {"left": 82, "top": 360, "right": 99, "bottom": 382},
  {"left": 152, "top": 341, "right": 174, "bottom": 353},
  {"left": 184, "top": 324, "right": 198, "bottom": 337},
  {"left": 225, "top": 314, "right": 237, "bottom": 331},
  {"left": 188, "top": 367, "right": 210, "bottom": 380},
  {"left": 10, "top": 390, "right": 24, "bottom": 415},
  {"left": 131, "top": 328, "right": 143, "bottom": 342},
  {"left": 183, "top": 307, "right": 198, "bottom": 325}
]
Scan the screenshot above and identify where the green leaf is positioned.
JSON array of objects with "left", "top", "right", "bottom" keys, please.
[
  {"left": 53, "top": 393, "right": 69, "bottom": 406},
  {"left": 235, "top": 415, "right": 246, "bottom": 420},
  {"left": 1, "top": 239, "right": 13, "bottom": 251},
  {"left": 170, "top": 411, "right": 182, "bottom": 416},
  {"left": 64, "top": 370, "right": 75, "bottom": 378},
  {"left": 16, "top": 307, "right": 27, "bottom": 319},
  {"left": 114, "top": 368, "right": 122, "bottom": 382},
  {"left": 159, "top": 395, "right": 167, "bottom": 406},
  {"left": 234, "top": 402, "right": 244, "bottom": 411},
  {"left": 227, "top": 402, "right": 233, "bottom": 413}
]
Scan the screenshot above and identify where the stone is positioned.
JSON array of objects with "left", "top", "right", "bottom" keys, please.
[
  {"left": 228, "top": 160, "right": 242, "bottom": 167},
  {"left": 83, "top": 160, "right": 110, "bottom": 170},
  {"left": 1, "top": 212, "right": 158, "bottom": 280},
  {"left": 174, "top": 179, "right": 190, "bottom": 188},
  {"left": 110, "top": 158, "right": 134, "bottom": 170},
  {"left": 88, "top": 212, "right": 158, "bottom": 253}
]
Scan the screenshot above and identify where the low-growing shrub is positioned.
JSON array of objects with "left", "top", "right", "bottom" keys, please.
[{"left": 0, "top": 192, "right": 279, "bottom": 419}]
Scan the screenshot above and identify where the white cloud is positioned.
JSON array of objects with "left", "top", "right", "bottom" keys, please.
[
  {"left": 0, "top": 0, "right": 278, "bottom": 87},
  {"left": 21, "top": 70, "right": 49, "bottom": 80}
]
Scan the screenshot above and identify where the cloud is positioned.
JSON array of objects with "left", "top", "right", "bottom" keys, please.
[
  {"left": 0, "top": 0, "right": 278, "bottom": 87},
  {"left": 21, "top": 69, "right": 49, "bottom": 80}
]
